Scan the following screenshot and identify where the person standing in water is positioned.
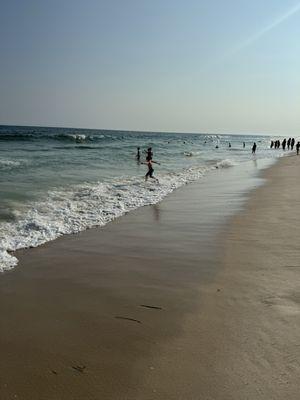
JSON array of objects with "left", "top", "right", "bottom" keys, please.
[
  {"left": 252, "top": 142, "right": 257, "bottom": 154},
  {"left": 282, "top": 139, "right": 286, "bottom": 150},
  {"left": 136, "top": 147, "right": 141, "bottom": 162},
  {"left": 143, "top": 158, "right": 160, "bottom": 182},
  {"left": 145, "top": 147, "right": 153, "bottom": 161},
  {"left": 296, "top": 141, "right": 300, "bottom": 155},
  {"left": 291, "top": 138, "right": 295, "bottom": 150}
]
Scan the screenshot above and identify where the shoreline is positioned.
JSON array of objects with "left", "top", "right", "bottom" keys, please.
[
  {"left": 1, "top": 156, "right": 274, "bottom": 273},
  {"left": 1, "top": 156, "right": 298, "bottom": 399}
]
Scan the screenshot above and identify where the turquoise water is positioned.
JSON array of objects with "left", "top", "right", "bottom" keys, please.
[{"left": 0, "top": 125, "right": 283, "bottom": 271}]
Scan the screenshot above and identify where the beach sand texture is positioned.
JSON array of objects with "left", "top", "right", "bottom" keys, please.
[{"left": 0, "top": 155, "right": 299, "bottom": 399}]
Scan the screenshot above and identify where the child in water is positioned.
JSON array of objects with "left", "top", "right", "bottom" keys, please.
[{"left": 143, "top": 159, "right": 160, "bottom": 182}]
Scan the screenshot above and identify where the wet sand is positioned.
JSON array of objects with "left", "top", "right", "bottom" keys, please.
[
  {"left": 130, "top": 155, "right": 300, "bottom": 400},
  {"left": 1, "top": 156, "right": 299, "bottom": 399},
  {"left": 203, "top": 154, "right": 300, "bottom": 399}
]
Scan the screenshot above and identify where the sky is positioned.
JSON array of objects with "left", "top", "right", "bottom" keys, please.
[{"left": 0, "top": 0, "right": 299, "bottom": 135}]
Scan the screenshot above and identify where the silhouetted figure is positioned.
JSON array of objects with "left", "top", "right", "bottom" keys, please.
[
  {"left": 287, "top": 138, "right": 291, "bottom": 150},
  {"left": 145, "top": 147, "right": 153, "bottom": 161},
  {"left": 270, "top": 140, "right": 274, "bottom": 149},
  {"left": 296, "top": 142, "right": 300, "bottom": 155},
  {"left": 229, "top": 142, "right": 231, "bottom": 148},
  {"left": 243, "top": 142, "right": 245, "bottom": 148},
  {"left": 252, "top": 142, "right": 257, "bottom": 154},
  {"left": 291, "top": 138, "right": 295, "bottom": 150},
  {"left": 282, "top": 139, "right": 286, "bottom": 150},
  {"left": 143, "top": 159, "right": 160, "bottom": 182},
  {"left": 136, "top": 147, "right": 141, "bottom": 162}
]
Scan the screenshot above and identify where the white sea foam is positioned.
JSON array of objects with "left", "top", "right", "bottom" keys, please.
[
  {"left": 0, "top": 159, "right": 21, "bottom": 169},
  {"left": 216, "top": 159, "right": 237, "bottom": 168},
  {"left": 0, "top": 159, "right": 236, "bottom": 272}
]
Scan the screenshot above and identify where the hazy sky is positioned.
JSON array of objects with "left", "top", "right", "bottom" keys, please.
[{"left": 0, "top": 0, "right": 299, "bottom": 134}]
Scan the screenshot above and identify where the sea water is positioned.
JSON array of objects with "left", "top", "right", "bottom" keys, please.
[{"left": 0, "top": 125, "right": 285, "bottom": 271}]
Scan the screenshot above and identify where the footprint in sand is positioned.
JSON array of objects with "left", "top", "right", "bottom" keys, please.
[
  {"left": 140, "top": 304, "right": 163, "bottom": 310},
  {"left": 72, "top": 365, "right": 86, "bottom": 373},
  {"left": 115, "top": 316, "right": 142, "bottom": 323}
]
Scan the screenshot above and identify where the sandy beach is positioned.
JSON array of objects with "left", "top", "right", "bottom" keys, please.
[{"left": 1, "top": 155, "right": 299, "bottom": 399}]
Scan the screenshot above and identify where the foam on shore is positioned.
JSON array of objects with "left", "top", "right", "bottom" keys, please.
[{"left": 0, "top": 160, "right": 237, "bottom": 271}]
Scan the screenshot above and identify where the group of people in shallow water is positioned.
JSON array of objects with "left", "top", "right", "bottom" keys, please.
[
  {"left": 270, "top": 138, "right": 300, "bottom": 154},
  {"left": 136, "top": 138, "right": 299, "bottom": 182},
  {"left": 136, "top": 147, "right": 160, "bottom": 182},
  {"left": 221, "top": 141, "right": 257, "bottom": 153},
  {"left": 219, "top": 141, "right": 257, "bottom": 153}
]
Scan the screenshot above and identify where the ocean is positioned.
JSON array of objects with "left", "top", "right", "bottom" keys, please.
[{"left": 0, "top": 125, "right": 284, "bottom": 272}]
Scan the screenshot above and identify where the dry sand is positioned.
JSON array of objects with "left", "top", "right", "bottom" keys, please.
[{"left": 0, "top": 156, "right": 299, "bottom": 399}]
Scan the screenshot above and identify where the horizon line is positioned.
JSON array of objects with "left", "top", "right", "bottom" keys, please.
[{"left": 0, "top": 122, "right": 282, "bottom": 137}]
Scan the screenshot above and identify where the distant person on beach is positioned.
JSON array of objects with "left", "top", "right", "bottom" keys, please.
[
  {"left": 229, "top": 142, "right": 231, "bottom": 148},
  {"left": 252, "top": 142, "right": 257, "bottom": 154},
  {"left": 291, "top": 138, "right": 295, "bottom": 150},
  {"left": 270, "top": 140, "right": 274, "bottom": 149},
  {"left": 243, "top": 142, "right": 245, "bottom": 148},
  {"left": 282, "top": 139, "right": 286, "bottom": 150},
  {"left": 287, "top": 138, "right": 291, "bottom": 150},
  {"left": 143, "top": 159, "right": 160, "bottom": 182},
  {"left": 296, "top": 142, "right": 300, "bottom": 155},
  {"left": 136, "top": 147, "right": 141, "bottom": 162}
]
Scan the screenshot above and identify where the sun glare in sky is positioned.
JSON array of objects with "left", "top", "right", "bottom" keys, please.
[{"left": 233, "top": 1, "right": 300, "bottom": 54}]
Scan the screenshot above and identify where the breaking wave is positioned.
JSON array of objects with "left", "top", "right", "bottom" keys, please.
[
  {"left": 0, "top": 132, "right": 106, "bottom": 143},
  {"left": 0, "top": 159, "right": 235, "bottom": 271}
]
